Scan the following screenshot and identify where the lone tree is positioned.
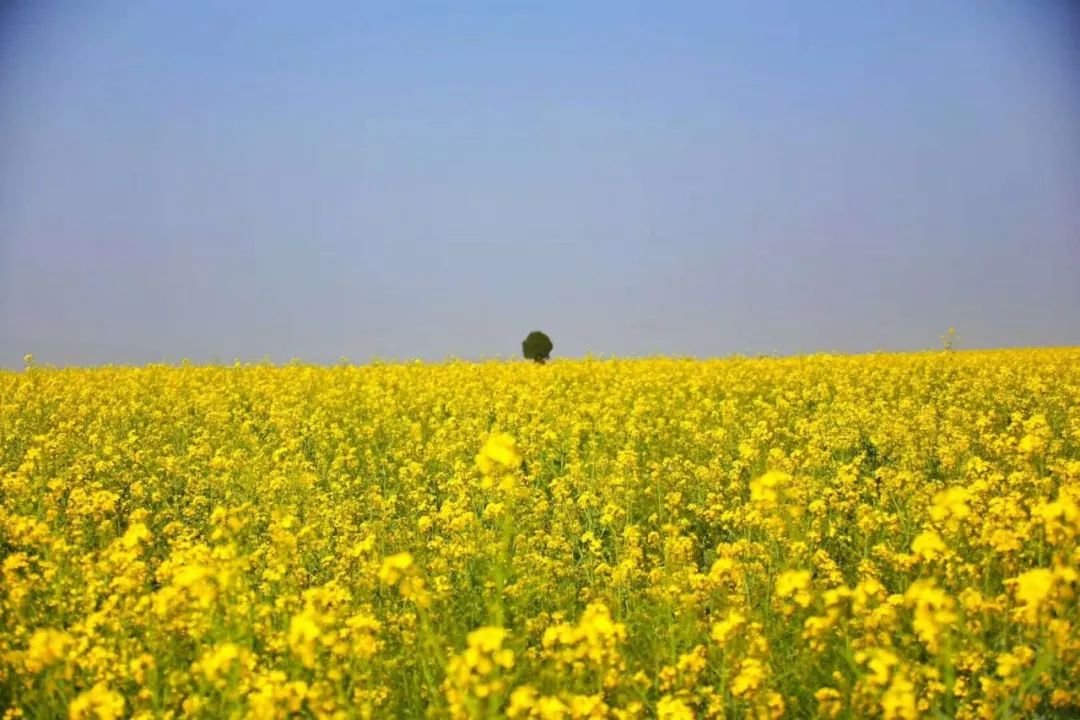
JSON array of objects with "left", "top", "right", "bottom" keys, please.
[{"left": 522, "top": 331, "right": 553, "bottom": 364}]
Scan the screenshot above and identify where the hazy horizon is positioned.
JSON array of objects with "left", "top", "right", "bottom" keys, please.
[{"left": 2, "top": 1, "right": 1079, "bottom": 368}]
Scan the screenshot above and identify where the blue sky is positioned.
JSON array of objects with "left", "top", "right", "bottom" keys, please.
[{"left": 1, "top": 1, "right": 1078, "bottom": 365}]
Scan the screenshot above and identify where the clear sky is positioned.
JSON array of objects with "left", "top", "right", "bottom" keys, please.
[{"left": 1, "top": 1, "right": 1078, "bottom": 366}]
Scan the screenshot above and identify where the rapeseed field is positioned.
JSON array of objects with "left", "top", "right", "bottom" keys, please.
[{"left": 1, "top": 350, "right": 1078, "bottom": 719}]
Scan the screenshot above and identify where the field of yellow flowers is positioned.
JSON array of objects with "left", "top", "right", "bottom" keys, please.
[{"left": 2, "top": 350, "right": 1079, "bottom": 719}]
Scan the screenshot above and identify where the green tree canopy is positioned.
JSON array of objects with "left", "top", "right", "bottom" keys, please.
[{"left": 522, "top": 331, "right": 553, "bottom": 364}]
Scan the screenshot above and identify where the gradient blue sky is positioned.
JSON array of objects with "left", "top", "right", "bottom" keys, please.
[{"left": 1, "top": 1, "right": 1078, "bottom": 366}]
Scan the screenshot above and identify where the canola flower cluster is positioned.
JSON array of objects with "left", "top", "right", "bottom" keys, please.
[{"left": 1, "top": 350, "right": 1079, "bottom": 719}]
